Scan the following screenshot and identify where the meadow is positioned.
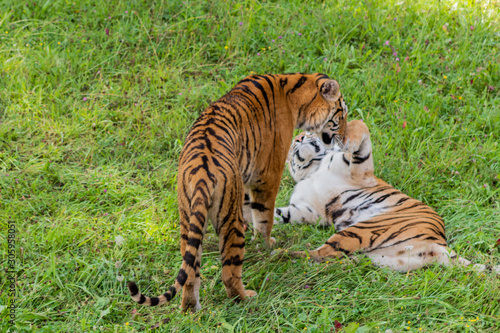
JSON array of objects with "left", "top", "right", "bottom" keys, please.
[{"left": 0, "top": 0, "right": 499, "bottom": 331}]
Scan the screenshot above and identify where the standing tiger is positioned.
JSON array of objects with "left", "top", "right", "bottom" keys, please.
[
  {"left": 275, "top": 120, "right": 500, "bottom": 273},
  {"left": 127, "top": 73, "right": 347, "bottom": 311}
]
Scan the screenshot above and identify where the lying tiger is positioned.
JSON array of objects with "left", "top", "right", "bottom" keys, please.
[{"left": 275, "top": 120, "right": 500, "bottom": 273}]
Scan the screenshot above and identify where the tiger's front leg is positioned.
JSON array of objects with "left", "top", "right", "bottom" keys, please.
[
  {"left": 242, "top": 191, "right": 252, "bottom": 230},
  {"left": 274, "top": 205, "right": 327, "bottom": 226},
  {"left": 248, "top": 187, "right": 279, "bottom": 247}
]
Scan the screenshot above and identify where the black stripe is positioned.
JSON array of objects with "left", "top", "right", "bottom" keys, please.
[
  {"left": 233, "top": 85, "right": 266, "bottom": 119},
  {"left": 338, "top": 230, "right": 363, "bottom": 244},
  {"left": 222, "top": 255, "right": 243, "bottom": 267},
  {"left": 326, "top": 241, "right": 350, "bottom": 254},
  {"left": 222, "top": 227, "right": 245, "bottom": 249},
  {"left": 128, "top": 282, "right": 139, "bottom": 296},
  {"left": 342, "top": 155, "right": 350, "bottom": 166},
  {"left": 289, "top": 76, "right": 307, "bottom": 94},
  {"left": 183, "top": 251, "right": 196, "bottom": 267},
  {"left": 298, "top": 91, "right": 318, "bottom": 114},
  {"left": 249, "top": 80, "right": 271, "bottom": 112},
  {"left": 211, "top": 156, "right": 222, "bottom": 167},
  {"left": 169, "top": 286, "right": 177, "bottom": 298},
  {"left": 326, "top": 196, "right": 339, "bottom": 207},
  {"left": 189, "top": 156, "right": 216, "bottom": 182},
  {"left": 315, "top": 74, "right": 329, "bottom": 84},
  {"left": 261, "top": 75, "right": 276, "bottom": 111},
  {"left": 138, "top": 294, "right": 146, "bottom": 304},
  {"left": 330, "top": 208, "right": 346, "bottom": 220},
  {"left": 341, "top": 186, "right": 383, "bottom": 195},
  {"left": 352, "top": 152, "right": 371, "bottom": 164},
  {"left": 250, "top": 202, "right": 269, "bottom": 211},
  {"left": 394, "top": 197, "right": 410, "bottom": 206},
  {"left": 187, "top": 237, "right": 201, "bottom": 248},
  {"left": 150, "top": 297, "right": 159, "bottom": 306},
  {"left": 343, "top": 191, "right": 365, "bottom": 205},
  {"left": 189, "top": 222, "right": 203, "bottom": 234},
  {"left": 177, "top": 269, "right": 188, "bottom": 285},
  {"left": 374, "top": 233, "right": 427, "bottom": 251},
  {"left": 372, "top": 193, "right": 396, "bottom": 204}
]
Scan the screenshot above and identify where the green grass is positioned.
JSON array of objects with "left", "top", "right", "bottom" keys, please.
[{"left": 1, "top": 0, "right": 499, "bottom": 332}]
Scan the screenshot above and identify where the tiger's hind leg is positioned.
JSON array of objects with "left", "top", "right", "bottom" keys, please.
[
  {"left": 290, "top": 230, "right": 363, "bottom": 261},
  {"left": 180, "top": 243, "right": 203, "bottom": 311},
  {"left": 219, "top": 182, "right": 257, "bottom": 300},
  {"left": 364, "top": 243, "right": 499, "bottom": 273},
  {"left": 178, "top": 195, "right": 206, "bottom": 311},
  {"left": 219, "top": 217, "right": 257, "bottom": 300},
  {"left": 366, "top": 242, "right": 454, "bottom": 272},
  {"left": 435, "top": 247, "right": 500, "bottom": 273}
]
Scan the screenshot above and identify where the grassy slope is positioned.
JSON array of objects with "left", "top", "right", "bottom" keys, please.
[{"left": 0, "top": 0, "right": 499, "bottom": 332}]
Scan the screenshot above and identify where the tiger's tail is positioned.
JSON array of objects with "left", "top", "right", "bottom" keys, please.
[{"left": 127, "top": 177, "right": 213, "bottom": 307}]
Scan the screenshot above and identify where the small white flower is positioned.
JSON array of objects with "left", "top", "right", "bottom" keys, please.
[
  {"left": 115, "top": 235, "right": 125, "bottom": 245},
  {"left": 117, "top": 275, "right": 124, "bottom": 282},
  {"left": 115, "top": 260, "right": 122, "bottom": 269},
  {"left": 404, "top": 245, "right": 414, "bottom": 252}
]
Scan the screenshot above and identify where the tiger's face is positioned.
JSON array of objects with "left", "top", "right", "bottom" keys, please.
[
  {"left": 287, "top": 133, "right": 329, "bottom": 182},
  {"left": 318, "top": 95, "right": 348, "bottom": 149},
  {"left": 288, "top": 77, "right": 344, "bottom": 136}
]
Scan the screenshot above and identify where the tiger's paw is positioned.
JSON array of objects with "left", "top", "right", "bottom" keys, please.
[
  {"left": 270, "top": 249, "right": 301, "bottom": 259},
  {"left": 245, "top": 290, "right": 257, "bottom": 298},
  {"left": 180, "top": 300, "right": 202, "bottom": 313},
  {"left": 274, "top": 207, "right": 290, "bottom": 224},
  {"left": 287, "top": 250, "right": 323, "bottom": 262},
  {"left": 343, "top": 120, "right": 369, "bottom": 153},
  {"left": 180, "top": 303, "right": 202, "bottom": 313},
  {"left": 267, "top": 237, "right": 276, "bottom": 247},
  {"left": 289, "top": 250, "right": 307, "bottom": 258}
]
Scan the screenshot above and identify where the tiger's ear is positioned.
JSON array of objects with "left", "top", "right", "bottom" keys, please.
[{"left": 320, "top": 80, "right": 341, "bottom": 102}]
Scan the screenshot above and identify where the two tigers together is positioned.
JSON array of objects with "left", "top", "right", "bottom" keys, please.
[
  {"left": 128, "top": 73, "right": 498, "bottom": 312},
  {"left": 128, "top": 73, "right": 346, "bottom": 310}
]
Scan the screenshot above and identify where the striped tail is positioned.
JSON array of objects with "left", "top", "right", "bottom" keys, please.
[
  {"left": 127, "top": 280, "right": 180, "bottom": 307},
  {"left": 127, "top": 176, "right": 213, "bottom": 307}
]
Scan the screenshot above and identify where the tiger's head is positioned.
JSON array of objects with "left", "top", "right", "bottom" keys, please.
[
  {"left": 318, "top": 95, "right": 348, "bottom": 149},
  {"left": 287, "top": 75, "right": 346, "bottom": 144},
  {"left": 287, "top": 133, "right": 330, "bottom": 182}
]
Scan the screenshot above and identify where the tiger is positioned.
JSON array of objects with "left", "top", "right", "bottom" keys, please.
[
  {"left": 127, "top": 73, "right": 348, "bottom": 311},
  {"left": 275, "top": 119, "right": 500, "bottom": 273}
]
